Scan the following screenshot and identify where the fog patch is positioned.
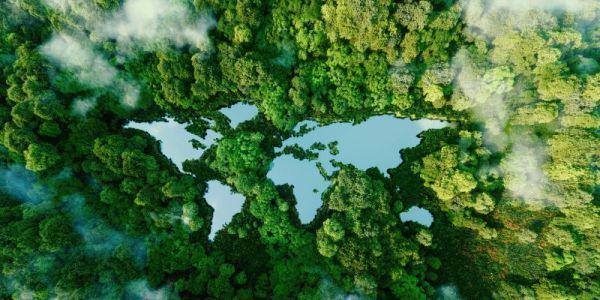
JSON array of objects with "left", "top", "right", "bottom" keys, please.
[
  {"left": 416, "top": 119, "right": 449, "bottom": 131},
  {"left": 44, "top": 0, "right": 216, "bottom": 52},
  {"left": 41, "top": 34, "right": 116, "bottom": 88},
  {"left": 41, "top": 0, "right": 217, "bottom": 112},
  {"left": 501, "top": 140, "right": 549, "bottom": 206},
  {"left": 318, "top": 276, "right": 364, "bottom": 300},
  {"left": 272, "top": 42, "right": 296, "bottom": 68},
  {"left": 0, "top": 164, "right": 145, "bottom": 263},
  {"left": 71, "top": 97, "right": 97, "bottom": 116},
  {"left": 400, "top": 206, "right": 434, "bottom": 227},
  {"left": 451, "top": 50, "right": 514, "bottom": 149},
  {"left": 0, "top": 164, "right": 71, "bottom": 206},
  {"left": 96, "top": 0, "right": 215, "bottom": 51},
  {"left": 12, "top": 290, "right": 34, "bottom": 300},
  {"left": 453, "top": 0, "right": 589, "bottom": 207},
  {"left": 0, "top": 164, "right": 53, "bottom": 204},
  {"left": 124, "top": 279, "right": 176, "bottom": 300},
  {"left": 121, "top": 83, "right": 141, "bottom": 108},
  {"left": 0, "top": 165, "right": 148, "bottom": 297},
  {"left": 44, "top": 0, "right": 102, "bottom": 24},
  {"left": 205, "top": 180, "right": 245, "bottom": 240},
  {"left": 435, "top": 284, "right": 462, "bottom": 300},
  {"left": 41, "top": 33, "right": 140, "bottom": 108},
  {"left": 1, "top": 275, "right": 37, "bottom": 300},
  {"left": 461, "top": 0, "right": 600, "bottom": 41},
  {"left": 574, "top": 56, "right": 600, "bottom": 75},
  {"left": 4, "top": 0, "right": 23, "bottom": 13},
  {"left": 219, "top": 103, "right": 259, "bottom": 128},
  {"left": 125, "top": 118, "right": 221, "bottom": 171},
  {"left": 268, "top": 116, "right": 448, "bottom": 223}
]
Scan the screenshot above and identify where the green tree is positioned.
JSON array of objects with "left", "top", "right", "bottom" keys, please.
[
  {"left": 24, "top": 143, "right": 60, "bottom": 171},
  {"left": 39, "top": 214, "right": 79, "bottom": 251},
  {"left": 322, "top": 0, "right": 399, "bottom": 60}
]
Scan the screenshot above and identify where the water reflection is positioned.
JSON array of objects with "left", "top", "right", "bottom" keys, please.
[
  {"left": 205, "top": 180, "right": 245, "bottom": 239},
  {"left": 125, "top": 103, "right": 258, "bottom": 170},
  {"left": 125, "top": 118, "right": 220, "bottom": 171},
  {"left": 268, "top": 116, "right": 446, "bottom": 223},
  {"left": 400, "top": 206, "right": 434, "bottom": 227},
  {"left": 220, "top": 102, "right": 258, "bottom": 128}
]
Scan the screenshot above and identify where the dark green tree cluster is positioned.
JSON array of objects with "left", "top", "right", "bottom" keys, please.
[
  {"left": 315, "top": 166, "right": 438, "bottom": 299},
  {"left": 0, "top": 0, "right": 598, "bottom": 299}
]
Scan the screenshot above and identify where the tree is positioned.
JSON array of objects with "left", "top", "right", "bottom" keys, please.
[
  {"left": 121, "top": 150, "right": 159, "bottom": 178},
  {"left": 322, "top": 0, "right": 399, "bottom": 60},
  {"left": 512, "top": 103, "right": 559, "bottom": 125},
  {"left": 210, "top": 131, "right": 270, "bottom": 181},
  {"left": 395, "top": 1, "right": 432, "bottom": 32},
  {"left": 156, "top": 50, "right": 195, "bottom": 109},
  {"left": 3, "top": 121, "right": 36, "bottom": 153},
  {"left": 24, "top": 143, "right": 61, "bottom": 172},
  {"left": 39, "top": 214, "right": 79, "bottom": 251},
  {"left": 316, "top": 166, "right": 430, "bottom": 298}
]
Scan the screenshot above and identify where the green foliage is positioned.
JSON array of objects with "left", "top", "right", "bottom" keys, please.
[
  {"left": 0, "top": 1, "right": 598, "bottom": 299},
  {"left": 322, "top": 0, "right": 399, "bottom": 60},
  {"left": 95, "top": 0, "right": 120, "bottom": 10},
  {"left": 512, "top": 103, "right": 559, "bottom": 125},
  {"left": 316, "top": 166, "right": 432, "bottom": 297},
  {"left": 211, "top": 131, "right": 270, "bottom": 179},
  {"left": 418, "top": 132, "right": 500, "bottom": 239},
  {"left": 24, "top": 143, "right": 60, "bottom": 171},
  {"left": 39, "top": 214, "right": 79, "bottom": 251}
]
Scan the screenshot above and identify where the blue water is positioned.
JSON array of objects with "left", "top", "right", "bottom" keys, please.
[
  {"left": 126, "top": 103, "right": 258, "bottom": 239},
  {"left": 267, "top": 116, "right": 446, "bottom": 223},
  {"left": 205, "top": 180, "right": 245, "bottom": 239},
  {"left": 400, "top": 206, "right": 434, "bottom": 227},
  {"left": 125, "top": 118, "right": 220, "bottom": 171},
  {"left": 220, "top": 102, "right": 258, "bottom": 127},
  {"left": 125, "top": 103, "right": 258, "bottom": 171},
  {"left": 126, "top": 120, "right": 246, "bottom": 239},
  {"left": 127, "top": 109, "right": 443, "bottom": 231},
  {"left": 125, "top": 119, "right": 246, "bottom": 239}
]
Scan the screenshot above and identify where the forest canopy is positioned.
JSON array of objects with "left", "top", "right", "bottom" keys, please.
[{"left": 0, "top": 0, "right": 598, "bottom": 299}]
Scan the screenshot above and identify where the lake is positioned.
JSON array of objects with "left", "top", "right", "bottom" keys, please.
[
  {"left": 127, "top": 107, "right": 442, "bottom": 234},
  {"left": 268, "top": 116, "right": 445, "bottom": 224}
]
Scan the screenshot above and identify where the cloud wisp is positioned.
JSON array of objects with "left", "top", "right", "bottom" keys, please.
[
  {"left": 41, "top": 33, "right": 140, "bottom": 110},
  {"left": 500, "top": 138, "right": 550, "bottom": 206},
  {"left": 0, "top": 164, "right": 159, "bottom": 298},
  {"left": 41, "top": 33, "right": 117, "bottom": 88},
  {"left": 63, "top": 194, "right": 147, "bottom": 265},
  {"left": 40, "top": 0, "right": 217, "bottom": 112},
  {"left": 124, "top": 279, "right": 175, "bottom": 300},
  {"left": 0, "top": 164, "right": 54, "bottom": 204},
  {"left": 461, "top": 0, "right": 600, "bottom": 41},
  {"left": 96, "top": 0, "right": 216, "bottom": 50},
  {"left": 71, "top": 97, "right": 98, "bottom": 117},
  {"left": 44, "top": 0, "right": 216, "bottom": 52},
  {"left": 451, "top": 0, "right": 600, "bottom": 206}
]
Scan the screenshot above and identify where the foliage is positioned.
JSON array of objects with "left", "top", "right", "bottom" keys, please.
[{"left": 0, "top": 0, "right": 598, "bottom": 299}]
